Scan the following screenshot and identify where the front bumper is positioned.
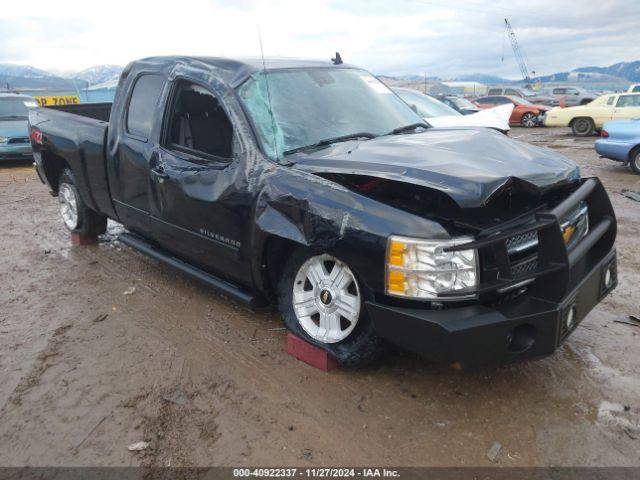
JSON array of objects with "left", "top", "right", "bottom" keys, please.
[
  {"left": 0, "top": 143, "right": 32, "bottom": 160},
  {"left": 368, "top": 249, "right": 616, "bottom": 366},
  {"left": 368, "top": 177, "right": 617, "bottom": 367}
]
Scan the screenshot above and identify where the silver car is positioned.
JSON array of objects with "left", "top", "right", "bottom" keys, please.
[{"left": 549, "top": 86, "right": 596, "bottom": 107}]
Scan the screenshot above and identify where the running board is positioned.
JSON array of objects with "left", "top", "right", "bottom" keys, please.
[{"left": 118, "top": 232, "right": 263, "bottom": 308}]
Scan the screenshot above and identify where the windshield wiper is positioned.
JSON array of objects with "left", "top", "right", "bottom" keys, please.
[
  {"left": 283, "top": 132, "right": 378, "bottom": 156},
  {"left": 388, "top": 122, "right": 429, "bottom": 135}
]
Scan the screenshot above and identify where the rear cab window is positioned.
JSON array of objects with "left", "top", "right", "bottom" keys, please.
[{"left": 126, "top": 74, "right": 164, "bottom": 139}]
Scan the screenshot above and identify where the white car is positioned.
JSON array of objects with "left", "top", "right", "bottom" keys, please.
[{"left": 393, "top": 88, "right": 512, "bottom": 133}]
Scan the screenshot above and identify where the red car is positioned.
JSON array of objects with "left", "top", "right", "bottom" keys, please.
[{"left": 474, "top": 95, "right": 551, "bottom": 127}]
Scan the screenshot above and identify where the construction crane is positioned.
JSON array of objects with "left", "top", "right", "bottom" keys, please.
[{"left": 503, "top": 18, "right": 535, "bottom": 90}]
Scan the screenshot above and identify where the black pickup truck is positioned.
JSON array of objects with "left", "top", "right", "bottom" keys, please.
[{"left": 29, "top": 56, "right": 617, "bottom": 367}]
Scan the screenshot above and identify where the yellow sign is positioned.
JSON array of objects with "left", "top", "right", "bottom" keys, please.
[{"left": 34, "top": 95, "right": 80, "bottom": 107}]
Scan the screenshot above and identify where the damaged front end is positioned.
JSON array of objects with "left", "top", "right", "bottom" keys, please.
[{"left": 361, "top": 176, "right": 617, "bottom": 366}]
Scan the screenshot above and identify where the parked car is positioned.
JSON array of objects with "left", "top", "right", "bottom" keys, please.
[
  {"left": 0, "top": 93, "right": 38, "bottom": 161},
  {"left": 595, "top": 118, "right": 640, "bottom": 174},
  {"left": 544, "top": 93, "right": 640, "bottom": 136},
  {"left": 474, "top": 95, "right": 550, "bottom": 127},
  {"left": 29, "top": 55, "right": 617, "bottom": 368},
  {"left": 628, "top": 84, "right": 640, "bottom": 93},
  {"left": 547, "top": 86, "right": 596, "bottom": 107},
  {"left": 393, "top": 88, "right": 511, "bottom": 133},
  {"left": 435, "top": 95, "right": 481, "bottom": 115},
  {"left": 487, "top": 87, "right": 559, "bottom": 107}
]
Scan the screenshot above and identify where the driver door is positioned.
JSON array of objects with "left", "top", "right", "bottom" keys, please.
[{"left": 148, "top": 76, "right": 253, "bottom": 285}]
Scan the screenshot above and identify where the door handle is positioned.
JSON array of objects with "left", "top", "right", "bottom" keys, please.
[{"left": 151, "top": 164, "right": 169, "bottom": 179}]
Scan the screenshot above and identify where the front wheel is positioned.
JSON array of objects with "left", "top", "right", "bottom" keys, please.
[
  {"left": 277, "top": 249, "right": 384, "bottom": 366},
  {"left": 571, "top": 117, "right": 595, "bottom": 136},
  {"left": 58, "top": 168, "right": 107, "bottom": 236},
  {"left": 521, "top": 112, "right": 537, "bottom": 128}
]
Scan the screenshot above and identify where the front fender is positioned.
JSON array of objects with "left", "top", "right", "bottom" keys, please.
[{"left": 249, "top": 168, "right": 450, "bottom": 296}]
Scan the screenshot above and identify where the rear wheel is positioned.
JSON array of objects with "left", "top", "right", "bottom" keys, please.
[
  {"left": 630, "top": 148, "right": 640, "bottom": 175},
  {"left": 521, "top": 112, "right": 537, "bottom": 128},
  {"left": 277, "top": 248, "right": 384, "bottom": 366},
  {"left": 571, "top": 117, "right": 595, "bottom": 136},
  {"left": 58, "top": 168, "right": 107, "bottom": 236}
]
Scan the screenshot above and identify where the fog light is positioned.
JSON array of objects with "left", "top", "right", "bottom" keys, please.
[
  {"left": 566, "top": 306, "right": 577, "bottom": 330},
  {"left": 604, "top": 267, "right": 613, "bottom": 289}
]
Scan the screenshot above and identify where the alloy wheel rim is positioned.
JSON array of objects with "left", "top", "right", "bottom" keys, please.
[
  {"left": 59, "top": 183, "right": 79, "bottom": 230},
  {"left": 523, "top": 113, "right": 535, "bottom": 127},
  {"left": 292, "top": 254, "right": 361, "bottom": 344},
  {"left": 635, "top": 152, "right": 640, "bottom": 171}
]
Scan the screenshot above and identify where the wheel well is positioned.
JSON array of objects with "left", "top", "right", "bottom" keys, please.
[
  {"left": 262, "top": 236, "right": 303, "bottom": 303},
  {"left": 41, "top": 151, "right": 70, "bottom": 194},
  {"left": 629, "top": 144, "right": 640, "bottom": 162},
  {"left": 570, "top": 116, "right": 594, "bottom": 126}
]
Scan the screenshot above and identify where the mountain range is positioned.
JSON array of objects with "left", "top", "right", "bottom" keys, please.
[
  {"left": 1, "top": 60, "right": 639, "bottom": 91},
  {"left": 453, "top": 60, "right": 640, "bottom": 85},
  {"left": 0, "top": 64, "right": 123, "bottom": 90}
]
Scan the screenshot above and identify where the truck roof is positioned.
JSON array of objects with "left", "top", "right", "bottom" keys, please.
[{"left": 131, "top": 55, "right": 357, "bottom": 88}]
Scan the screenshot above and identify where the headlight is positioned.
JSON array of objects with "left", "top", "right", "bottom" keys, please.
[
  {"left": 0, "top": 136, "right": 7, "bottom": 143},
  {"left": 386, "top": 235, "right": 478, "bottom": 300}
]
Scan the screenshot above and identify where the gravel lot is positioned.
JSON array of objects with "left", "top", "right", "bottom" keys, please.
[{"left": 1, "top": 126, "right": 639, "bottom": 467}]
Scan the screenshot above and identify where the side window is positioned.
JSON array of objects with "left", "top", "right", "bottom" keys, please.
[
  {"left": 164, "top": 80, "right": 233, "bottom": 160},
  {"left": 505, "top": 88, "right": 519, "bottom": 96},
  {"left": 633, "top": 86, "right": 640, "bottom": 93},
  {"left": 553, "top": 88, "right": 566, "bottom": 95},
  {"left": 492, "top": 96, "right": 509, "bottom": 105},
  {"left": 607, "top": 96, "right": 616, "bottom": 106},
  {"left": 127, "top": 74, "right": 164, "bottom": 138},
  {"left": 616, "top": 95, "right": 640, "bottom": 108},
  {"left": 488, "top": 88, "right": 501, "bottom": 95}
]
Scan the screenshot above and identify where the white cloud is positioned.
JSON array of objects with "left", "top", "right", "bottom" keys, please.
[{"left": 0, "top": 0, "right": 638, "bottom": 78}]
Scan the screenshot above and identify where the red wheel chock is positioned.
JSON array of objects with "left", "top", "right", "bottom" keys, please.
[
  {"left": 70, "top": 233, "right": 98, "bottom": 246},
  {"left": 286, "top": 332, "right": 338, "bottom": 372}
]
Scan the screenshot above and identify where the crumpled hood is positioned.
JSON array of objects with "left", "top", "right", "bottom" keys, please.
[
  {"left": 290, "top": 128, "right": 579, "bottom": 208},
  {"left": 0, "top": 119, "right": 29, "bottom": 138}
]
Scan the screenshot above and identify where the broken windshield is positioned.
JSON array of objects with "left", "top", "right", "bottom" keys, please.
[{"left": 237, "top": 68, "right": 424, "bottom": 160}]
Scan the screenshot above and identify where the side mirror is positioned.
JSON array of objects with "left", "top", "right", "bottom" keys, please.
[{"left": 410, "top": 104, "right": 418, "bottom": 113}]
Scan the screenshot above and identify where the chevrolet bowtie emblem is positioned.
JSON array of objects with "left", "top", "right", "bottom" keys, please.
[{"left": 562, "top": 225, "right": 576, "bottom": 245}]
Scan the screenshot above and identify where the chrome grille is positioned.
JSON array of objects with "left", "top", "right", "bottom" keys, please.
[
  {"left": 504, "top": 202, "right": 588, "bottom": 280},
  {"left": 510, "top": 256, "right": 538, "bottom": 277},
  {"left": 8, "top": 137, "right": 29, "bottom": 144},
  {"left": 506, "top": 231, "right": 538, "bottom": 254}
]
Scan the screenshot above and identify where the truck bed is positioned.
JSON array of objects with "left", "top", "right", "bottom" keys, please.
[
  {"left": 47, "top": 102, "right": 112, "bottom": 122},
  {"left": 29, "top": 103, "right": 116, "bottom": 218}
]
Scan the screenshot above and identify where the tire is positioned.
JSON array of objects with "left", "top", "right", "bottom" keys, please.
[
  {"left": 630, "top": 148, "right": 640, "bottom": 175},
  {"left": 277, "top": 248, "right": 385, "bottom": 366},
  {"left": 521, "top": 112, "right": 537, "bottom": 128},
  {"left": 571, "top": 117, "right": 595, "bottom": 137},
  {"left": 58, "top": 168, "right": 107, "bottom": 236}
]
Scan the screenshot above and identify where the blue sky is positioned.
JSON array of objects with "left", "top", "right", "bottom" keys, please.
[{"left": 0, "top": 0, "right": 638, "bottom": 78}]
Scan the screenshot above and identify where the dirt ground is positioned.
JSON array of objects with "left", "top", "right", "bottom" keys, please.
[{"left": 1, "top": 127, "right": 639, "bottom": 467}]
